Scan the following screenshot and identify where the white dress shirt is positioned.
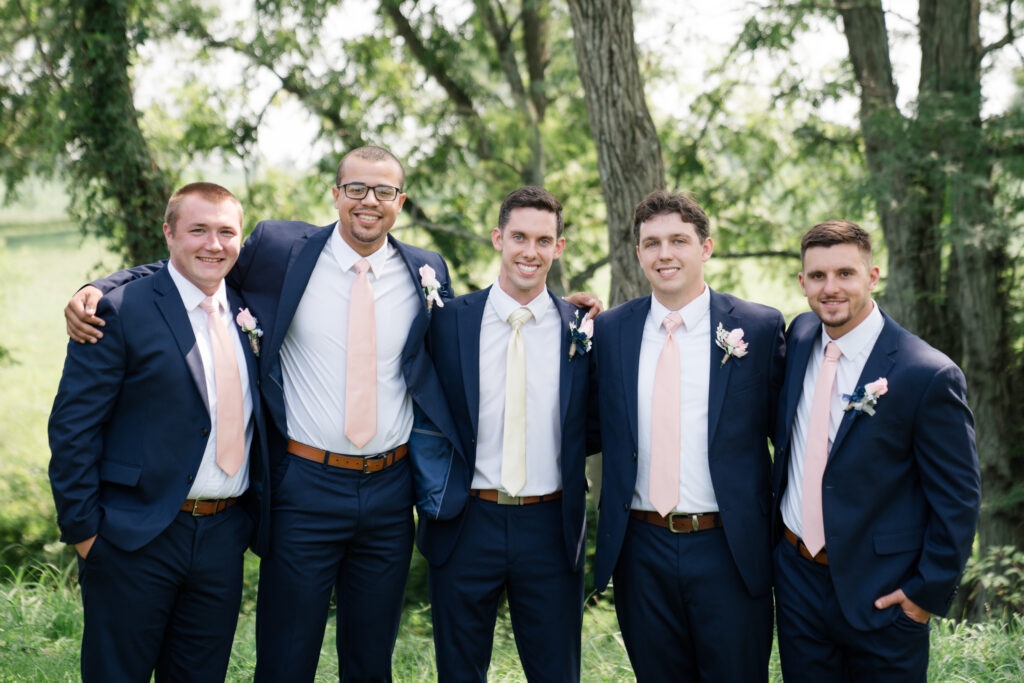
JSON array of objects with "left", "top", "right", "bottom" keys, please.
[
  {"left": 472, "top": 282, "right": 563, "bottom": 496},
  {"left": 281, "top": 226, "right": 420, "bottom": 454},
  {"left": 633, "top": 287, "right": 717, "bottom": 513},
  {"left": 781, "top": 302, "right": 885, "bottom": 538},
  {"left": 167, "top": 262, "right": 253, "bottom": 499}
]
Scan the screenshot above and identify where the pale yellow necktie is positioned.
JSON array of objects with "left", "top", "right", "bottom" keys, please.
[
  {"left": 801, "top": 341, "right": 843, "bottom": 556},
  {"left": 345, "top": 259, "right": 377, "bottom": 448},
  {"left": 199, "top": 297, "right": 245, "bottom": 477},
  {"left": 501, "top": 307, "right": 533, "bottom": 496}
]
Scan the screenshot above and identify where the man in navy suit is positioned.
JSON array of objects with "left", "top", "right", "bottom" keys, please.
[
  {"left": 592, "top": 190, "right": 785, "bottom": 681},
  {"left": 418, "top": 187, "right": 598, "bottom": 682},
  {"left": 63, "top": 147, "right": 463, "bottom": 681},
  {"left": 49, "top": 182, "right": 270, "bottom": 681},
  {"left": 771, "top": 219, "right": 980, "bottom": 681}
]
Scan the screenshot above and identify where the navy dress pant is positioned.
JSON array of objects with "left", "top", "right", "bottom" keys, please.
[
  {"left": 428, "top": 496, "right": 584, "bottom": 683},
  {"left": 254, "top": 453, "right": 415, "bottom": 683},
  {"left": 773, "top": 537, "right": 930, "bottom": 682},
  {"left": 78, "top": 504, "right": 252, "bottom": 683},
  {"left": 612, "top": 518, "right": 772, "bottom": 683}
]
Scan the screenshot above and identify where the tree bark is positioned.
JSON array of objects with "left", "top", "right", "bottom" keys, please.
[{"left": 566, "top": 0, "right": 663, "bottom": 305}]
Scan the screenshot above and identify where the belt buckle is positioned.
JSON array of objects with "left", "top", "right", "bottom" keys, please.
[
  {"left": 362, "top": 453, "right": 386, "bottom": 473},
  {"left": 191, "top": 499, "right": 204, "bottom": 517},
  {"left": 665, "top": 512, "right": 700, "bottom": 533},
  {"left": 496, "top": 491, "right": 522, "bottom": 506}
]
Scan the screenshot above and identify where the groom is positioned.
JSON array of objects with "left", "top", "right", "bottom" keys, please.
[{"left": 418, "top": 186, "right": 599, "bottom": 682}]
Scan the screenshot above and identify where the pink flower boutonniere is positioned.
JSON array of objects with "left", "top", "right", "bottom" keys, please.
[
  {"left": 568, "top": 310, "right": 594, "bottom": 360},
  {"left": 843, "top": 377, "right": 888, "bottom": 415},
  {"left": 236, "top": 307, "right": 263, "bottom": 356},
  {"left": 714, "top": 323, "right": 748, "bottom": 366},
  {"left": 419, "top": 264, "right": 445, "bottom": 311}
]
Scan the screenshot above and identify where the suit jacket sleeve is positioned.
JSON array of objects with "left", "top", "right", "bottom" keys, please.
[
  {"left": 89, "top": 260, "right": 168, "bottom": 294},
  {"left": 767, "top": 310, "right": 787, "bottom": 443},
  {"left": 48, "top": 296, "right": 128, "bottom": 544},
  {"left": 901, "top": 363, "right": 981, "bottom": 614}
]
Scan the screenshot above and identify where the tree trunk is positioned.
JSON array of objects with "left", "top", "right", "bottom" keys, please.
[
  {"left": 566, "top": 0, "right": 663, "bottom": 306},
  {"left": 68, "top": 0, "right": 171, "bottom": 265}
]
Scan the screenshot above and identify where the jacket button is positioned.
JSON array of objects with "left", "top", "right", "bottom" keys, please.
[
  {"left": 622, "top": 504, "right": 628, "bottom": 511},
  {"left": 201, "top": 428, "right": 210, "bottom": 437},
  {"left": 632, "top": 452, "right": 638, "bottom": 460},
  {"left": 187, "top": 475, "right": 194, "bottom": 483}
]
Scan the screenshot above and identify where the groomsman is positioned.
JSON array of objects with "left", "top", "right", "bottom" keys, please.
[
  {"left": 593, "top": 190, "right": 785, "bottom": 681},
  {"left": 49, "top": 183, "right": 269, "bottom": 681},
  {"left": 418, "top": 186, "right": 598, "bottom": 682},
  {"left": 771, "top": 219, "right": 980, "bottom": 681}
]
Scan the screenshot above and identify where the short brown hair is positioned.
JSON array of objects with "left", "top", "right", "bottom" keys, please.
[
  {"left": 632, "top": 190, "right": 710, "bottom": 244},
  {"left": 335, "top": 146, "right": 405, "bottom": 187},
  {"left": 164, "top": 182, "right": 242, "bottom": 232},
  {"left": 497, "top": 186, "right": 564, "bottom": 237},
  {"left": 801, "top": 219, "right": 872, "bottom": 260}
]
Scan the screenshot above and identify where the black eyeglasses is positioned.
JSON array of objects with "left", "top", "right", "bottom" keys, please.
[{"left": 337, "top": 183, "right": 402, "bottom": 202}]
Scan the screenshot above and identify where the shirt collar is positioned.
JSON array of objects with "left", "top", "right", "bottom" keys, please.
[
  {"left": 167, "top": 260, "right": 228, "bottom": 313},
  {"left": 818, "top": 300, "right": 883, "bottom": 360},
  {"left": 330, "top": 222, "right": 391, "bottom": 277},
  {"left": 488, "top": 279, "right": 554, "bottom": 325},
  {"left": 650, "top": 284, "right": 710, "bottom": 331}
]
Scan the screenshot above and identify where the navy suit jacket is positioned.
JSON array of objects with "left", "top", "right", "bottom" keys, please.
[
  {"left": 771, "top": 309, "right": 981, "bottom": 630},
  {"left": 593, "top": 290, "right": 786, "bottom": 597},
  {"left": 91, "top": 221, "right": 464, "bottom": 520},
  {"left": 416, "top": 287, "right": 599, "bottom": 570},
  {"left": 49, "top": 267, "right": 271, "bottom": 554}
]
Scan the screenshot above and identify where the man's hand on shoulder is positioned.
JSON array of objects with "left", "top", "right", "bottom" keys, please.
[
  {"left": 66, "top": 286, "right": 105, "bottom": 344},
  {"left": 564, "top": 291, "right": 604, "bottom": 318}
]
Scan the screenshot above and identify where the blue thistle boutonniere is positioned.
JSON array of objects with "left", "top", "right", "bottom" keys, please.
[
  {"left": 568, "top": 310, "right": 594, "bottom": 360},
  {"left": 843, "top": 377, "right": 888, "bottom": 415}
]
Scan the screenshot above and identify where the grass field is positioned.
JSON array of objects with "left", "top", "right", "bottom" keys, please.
[{"left": 1, "top": 213, "right": 1022, "bottom": 681}]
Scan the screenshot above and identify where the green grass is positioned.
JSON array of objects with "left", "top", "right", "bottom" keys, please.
[{"left": 2, "top": 562, "right": 1023, "bottom": 681}]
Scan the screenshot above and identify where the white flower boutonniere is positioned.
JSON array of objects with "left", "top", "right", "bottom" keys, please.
[
  {"left": 419, "top": 264, "right": 445, "bottom": 311},
  {"left": 843, "top": 377, "right": 888, "bottom": 415},
  {"left": 236, "top": 307, "right": 263, "bottom": 356},
  {"left": 568, "top": 310, "right": 594, "bottom": 360},
  {"left": 714, "top": 323, "right": 748, "bottom": 366}
]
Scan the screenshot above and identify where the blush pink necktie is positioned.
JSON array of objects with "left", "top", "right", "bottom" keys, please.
[
  {"left": 649, "top": 312, "right": 683, "bottom": 517},
  {"left": 199, "top": 297, "right": 245, "bottom": 477},
  {"left": 345, "top": 258, "right": 377, "bottom": 448},
  {"left": 801, "top": 341, "right": 843, "bottom": 556}
]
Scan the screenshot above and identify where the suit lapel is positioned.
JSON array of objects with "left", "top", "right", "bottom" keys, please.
[
  {"left": 828, "top": 314, "right": 899, "bottom": 459},
  {"left": 227, "top": 288, "right": 260, "bottom": 413},
  {"left": 457, "top": 289, "right": 488, "bottom": 440},
  {"left": 706, "top": 290, "right": 736, "bottom": 445},
  {"left": 551, "top": 294, "right": 576, "bottom": 427},
  {"left": 152, "top": 268, "right": 208, "bottom": 412},
  {"left": 390, "top": 236, "right": 432, "bottom": 358},
  {"left": 620, "top": 297, "right": 651, "bottom": 452},
  {"left": 265, "top": 223, "right": 334, "bottom": 361},
  {"left": 778, "top": 317, "right": 818, "bottom": 456}
]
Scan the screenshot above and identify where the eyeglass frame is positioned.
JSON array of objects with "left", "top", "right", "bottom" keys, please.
[{"left": 336, "top": 182, "right": 403, "bottom": 202}]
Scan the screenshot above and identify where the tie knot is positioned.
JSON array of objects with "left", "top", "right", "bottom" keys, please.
[
  {"left": 354, "top": 258, "right": 370, "bottom": 276},
  {"left": 199, "top": 297, "right": 219, "bottom": 315},
  {"left": 663, "top": 312, "right": 682, "bottom": 335},
  {"left": 508, "top": 307, "right": 533, "bottom": 330},
  {"left": 824, "top": 341, "right": 842, "bottom": 362}
]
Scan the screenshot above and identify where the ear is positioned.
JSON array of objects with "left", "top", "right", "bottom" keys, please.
[
  {"left": 701, "top": 237, "right": 714, "bottom": 262},
  {"left": 491, "top": 226, "right": 503, "bottom": 252},
  {"left": 553, "top": 236, "right": 566, "bottom": 260},
  {"left": 867, "top": 264, "right": 880, "bottom": 290},
  {"left": 331, "top": 185, "right": 342, "bottom": 210},
  {"left": 798, "top": 271, "right": 807, "bottom": 297}
]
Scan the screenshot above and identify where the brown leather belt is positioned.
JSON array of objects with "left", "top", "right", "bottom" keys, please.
[
  {"left": 784, "top": 525, "right": 829, "bottom": 565},
  {"left": 630, "top": 509, "right": 723, "bottom": 534},
  {"left": 471, "top": 489, "right": 563, "bottom": 506},
  {"left": 288, "top": 439, "right": 408, "bottom": 473},
  {"left": 181, "top": 497, "right": 238, "bottom": 517}
]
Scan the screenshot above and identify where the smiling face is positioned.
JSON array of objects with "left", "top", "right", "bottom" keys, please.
[
  {"left": 636, "top": 212, "right": 713, "bottom": 310},
  {"left": 163, "top": 195, "right": 242, "bottom": 295},
  {"left": 332, "top": 156, "right": 407, "bottom": 256},
  {"left": 491, "top": 206, "right": 565, "bottom": 305},
  {"left": 799, "top": 243, "right": 879, "bottom": 339}
]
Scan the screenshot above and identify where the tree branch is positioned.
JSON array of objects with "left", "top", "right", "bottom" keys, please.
[
  {"left": 982, "top": 0, "right": 1016, "bottom": 57},
  {"left": 568, "top": 255, "right": 610, "bottom": 291}
]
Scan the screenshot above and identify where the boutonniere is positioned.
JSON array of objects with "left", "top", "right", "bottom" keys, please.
[
  {"left": 843, "top": 377, "right": 888, "bottom": 415},
  {"left": 568, "top": 310, "right": 594, "bottom": 360},
  {"left": 714, "top": 323, "right": 748, "bottom": 366},
  {"left": 236, "top": 308, "right": 263, "bottom": 356},
  {"left": 419, "top": 264, "right": 445, "bottom": 311}
]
